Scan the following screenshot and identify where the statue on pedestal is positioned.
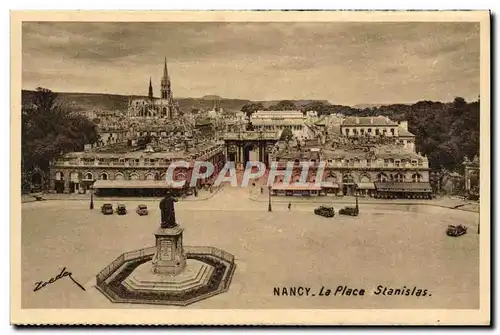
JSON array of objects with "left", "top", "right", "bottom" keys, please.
[{"left": 159, "top": 191, "right": 178, "bottom": 228}]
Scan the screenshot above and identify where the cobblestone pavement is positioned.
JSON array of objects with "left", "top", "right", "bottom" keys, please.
[{"left": 21, "top": 184, "right": 480, "bottom": 309}]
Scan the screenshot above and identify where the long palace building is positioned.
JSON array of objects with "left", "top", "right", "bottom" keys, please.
[
  {"left": 50, "top": 141, "right": 225, "bottom": 196},
  {"left": 268, "top": 116, "right": 432, "bottom": 199}
]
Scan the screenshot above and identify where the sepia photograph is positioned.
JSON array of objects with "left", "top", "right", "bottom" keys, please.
[{"left": 11, "top": 10, "right": 490, "bottom": 325}]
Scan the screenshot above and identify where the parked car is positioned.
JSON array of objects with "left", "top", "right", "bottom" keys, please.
[
  {"left": 116, "top": 204, "right": 127, "bottom": 215},
  {"left": 101, "top": 203, "right": 113, "bottom": 215},
  {"left": 136, "top": 204, "right": 148, "bottom": 216},
  {"left": 446, "top": 224, "right": 467, "bottom": 237},
  {"left": 33, "top": 195, "right": 46, "bottom": 201},
  {"left": 314, "top": 206, "right": 335, "bottom": 218},
  {"left": 339, "top": 206, "right": 359, "bottom": 216}
]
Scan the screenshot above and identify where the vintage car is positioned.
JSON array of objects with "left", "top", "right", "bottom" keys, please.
[
  {"left": 116, "top": 204, "right": 127, "bottom": 215},
  {"left": 33, "top": 195, "right": 46, "bottom": 201},
  {"left": 339, "top": 206, "right": 359, "bottom": 216},
  {"left": 136, "top": 204, "right": 148, "bottom": 216},
  {"left": 314, "top": 206, "right": 335, "bottom": 218},
  {"left": 101, "top": 203, "right": 113, "bottom": 215},
  {"left": 446, "top": 224, "right": 467, "bottom": 237}
]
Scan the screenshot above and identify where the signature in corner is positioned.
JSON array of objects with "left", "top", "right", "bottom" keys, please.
[{"left": 34, "top": 267, "right": 86, "bottom": 292}]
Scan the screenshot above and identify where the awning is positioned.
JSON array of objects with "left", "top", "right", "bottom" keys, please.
[
  {"left": 321, "top": 182, "right": 339, "bottom": 188},
  {"left": 93, "top": 180, "right": 184, "bottom": 189},
  {"left": 272, "top": 183, "right": 322, "bottom": 191},
  {"left": 374, "top": 182, "right": 432, "bottom": 192},
  {"left": 356, "top": 182, "right": 375, "bottom": 190}
]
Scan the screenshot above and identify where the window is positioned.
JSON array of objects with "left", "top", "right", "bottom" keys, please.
[
  {"left": 375, "top": 129, "right": 380, "bottom": 136},
  {"left": 391, "top": 128, "right": 395, "bottom": 136},
  {"left": 342, "top": 174, "right": 354, "bottom": 184},
  {"left": 384, "top": 159, "right": 389, "bottom": 167},
  {"left": 99, "top": 173, "right": 108, "bottom": 180},
  {"left": 418, "top": 160, "right": 423, "bottom": 167},
  {"left": 377, "top": 173, "right": 388, "bottom": 182},
  {"left": 368, "top": 128, "right": 372, "bottom": 133},
  {"left": 411, "top": 160, "right": 417, "bottom": 167},
  {"left": 412, "top": 173, "right": 422, "bottom": 182},
  {"left": 394, "top": 173, "right": 405, "bottom": 182},
  {"left": 395, "top": 160, "right": 400, "bottom": 167},
  {"left": 345, "top": 128, "right": 350, "bottom": 135}
]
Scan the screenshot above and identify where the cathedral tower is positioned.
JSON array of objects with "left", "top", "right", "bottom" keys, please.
[{"left": 161, "top": 57, "right": 172, "bottom": 100}]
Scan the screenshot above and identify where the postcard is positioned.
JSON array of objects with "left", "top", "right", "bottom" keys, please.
[{"left": 11, "top": 10, "right": 490, "bottom": 325}]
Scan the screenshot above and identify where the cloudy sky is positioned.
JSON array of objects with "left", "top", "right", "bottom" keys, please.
[{"left": 22, "top": 22, "right": 480, "bottom": 105}]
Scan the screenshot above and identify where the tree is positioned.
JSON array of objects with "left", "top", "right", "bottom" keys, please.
[
  {"left": 241, "top": 103, "right": 264, "bottom": 118},
  {"left": 22, "top": 87, "right": 99, "bottom": 190},
  {"left": 301, "top": 101, "right": 332, "bottom": 115},
  {"left": 269, "top": 100, "right": 297, "bottom": 111},
  {"left": 280, "top": 127, "right": 294, "bottom": 142}
]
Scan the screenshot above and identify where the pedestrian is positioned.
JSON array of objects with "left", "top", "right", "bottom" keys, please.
[{"left": 288, "top": 202, "right": 291, "bottom": 211}]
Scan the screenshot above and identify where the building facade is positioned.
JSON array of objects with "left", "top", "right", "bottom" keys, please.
[
  {"left": 340, "top": 116, "right": 416, "bottom": 152},
  {"left": 49, "top": 142, "right": 225, "bottom": 196},
  {"left": 250, "top": 110, "right": 313, "bottom": 140}
]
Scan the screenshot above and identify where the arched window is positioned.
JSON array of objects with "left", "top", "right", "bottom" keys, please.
[
  {"left": 325, "top": 172, "right": 337, "bottom": 183},
  {"left": 145, "top": 173, "right": 155, "bottom": 180},
  {"left": 55, "top": 172, "right": 63, "bottom": 181},
  {"left": 174, "top": 171, "right": 187, "bottom": 182},
  {"left": 342, "top": 174, "right": 354, "bottom": 184},
  {"left": 115, "top": 172, "right": 125, "bottom": 180},
  {"left": 359, "top": 174, "right": 371, "bottom": 183},
  {"left": 412, "top": 173, "right": 423, "bottom": 183},
  {"left": 99, "top": 172, "right": 108, "bottom": 180},
  {"left": 377, "top": 172, "right": 388, "bottom": 182},
  {"left": 84, "top": 172, "right": 93, "bottom": 180},
  {"left": 129, "top": 173, "right": 139, "bottom": 180}
]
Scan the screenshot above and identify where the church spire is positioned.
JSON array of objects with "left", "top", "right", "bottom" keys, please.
[
  {"left": 161, "top": 57, "right": 172, "bottom": 100},
  {"left": 163, "top": 57, "right": 169, "bottom": 79},
  {"left": 148, "top": 77, "right": 153, "bottom": 99}
]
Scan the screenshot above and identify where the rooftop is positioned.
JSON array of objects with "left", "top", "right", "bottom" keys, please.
[{"left": 342, "top": 116, "right": 398, "bottom": 127}]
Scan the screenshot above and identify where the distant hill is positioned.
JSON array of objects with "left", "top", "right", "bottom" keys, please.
[
  {"left": 201, "top": 95, "right": 223, "bottom": 101},
  {"left": 258, "top": 100, "right": 330, "bottom": 109},
  {"left": 353, "top": 103, "right": 412, "bottom": 109},
  {"left": 21, "top": 90, "right": 336, "bottom": 113},
  {"left": 21, "top": 90, "right": 252, "bottom": 113}
]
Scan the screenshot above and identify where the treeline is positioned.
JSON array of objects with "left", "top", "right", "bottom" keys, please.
[
  {"left": 22, "top": 87, "right": 99, "bottom": 190},
  {"left": 241, "top": 97, "right": 480, "bottom": 173}
]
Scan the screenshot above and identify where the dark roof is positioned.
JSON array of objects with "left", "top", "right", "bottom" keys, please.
[
  {"left": 195, "top": 118, "right": 213, "bottom": 126},
  {"left": 374, "top": 182, "right": 432, "bottom": 192}
]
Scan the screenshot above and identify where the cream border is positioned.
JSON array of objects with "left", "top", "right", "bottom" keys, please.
[{"left": 10, "top": 10, "right": 491, "bottom": 325}]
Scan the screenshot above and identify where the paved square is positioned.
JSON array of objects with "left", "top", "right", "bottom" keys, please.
[{"left": 22, "top": 197, "right": 479, "bottom": 309}]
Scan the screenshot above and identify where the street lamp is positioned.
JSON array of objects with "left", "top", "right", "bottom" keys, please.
[
  {"left": 430, "top": 170, "right": 442, "bottom": 197},
  {"left": 89, "top": 185, "right": 94, "bottom": 210},
  {"left": 355, "top": 183, "right": 359, "bottom": 212},
  {"left": 268, "top": 185, "right": 272, "bottom": 212}
]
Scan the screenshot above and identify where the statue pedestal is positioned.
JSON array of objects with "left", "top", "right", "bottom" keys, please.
[{"left": 151, "top": 226, "right": 187, "bottom": 276}]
